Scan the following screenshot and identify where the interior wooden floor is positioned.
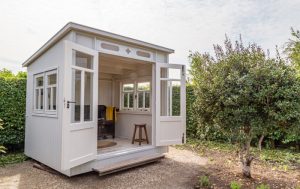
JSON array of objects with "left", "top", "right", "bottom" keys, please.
[{"left": 97, "top": 138, "right": 151, "bottom": 154}]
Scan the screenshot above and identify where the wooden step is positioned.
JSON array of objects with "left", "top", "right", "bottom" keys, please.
[{"left": 93, "top": 154, "right": 165, "bottom": 176}]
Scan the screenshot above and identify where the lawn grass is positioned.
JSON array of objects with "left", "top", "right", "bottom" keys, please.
[
  {"left": 180, "top": 139, "right": 300, "bottom": 169},
  {"left": 0, "top": 152, "right": 28, "bottom": 166}
]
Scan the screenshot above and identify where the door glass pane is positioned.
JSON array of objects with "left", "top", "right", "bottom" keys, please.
[
  {"left": 172, "top": 81, "right": 181, "bottom": 116},
  {"left": 138, "top": 92, "right": 143, "bottom": 108},
  {"left": 71, "top": 69, "right": 81, "bottom": 123},
  {"left": 84, "top": 72, "right": 93, "bottom": 121},
  {"left": 73, "top": 50, "right": 93, "bottom": 69},
  {"left": 160, "top": 80, "right": 181, "bottom": 116},
  {"left": 160, "top": 80, "right": 168, "bottom": 116},
  {"left": 160, "top": 67, "right": 181, "bottom": 80}
]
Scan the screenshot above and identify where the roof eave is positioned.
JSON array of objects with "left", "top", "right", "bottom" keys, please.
[{"left": 23, "top": 22, "right": 174, "bottom": 67}]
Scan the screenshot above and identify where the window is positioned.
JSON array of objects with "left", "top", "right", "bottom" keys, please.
[
  {"left": 46, "top": 71, "right": 57, "bottom": 111},
  {"left": 121, "top": 81, "right": 151, "bottom": 112},
  {"left": 137, "top": 82, "right": 150, "bottom": 111},
  {"left": 33, "top": 69, "right": 58, "bottom": 115},
  {"left": 160, "top": 67, "right": 182, "bottom": 116},
  {"left": 34, "top": 75, "right": 44, "bottom": 111},
  {"left": 121, "top": 83, "right": 134, "bottom": 110}
]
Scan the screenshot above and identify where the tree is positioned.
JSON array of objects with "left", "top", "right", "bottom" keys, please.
[
  {"left": 285, "top": 28, "right": 300, "bottom": 69},
  {"left": 0, "top": 68, "right": 14, "bottom": 78},
  {"left": 0, "top": 119, "right": 6, "bottom": 153},
  {"left": 190, "top": 37, "right": 300, "bottom": 178}
]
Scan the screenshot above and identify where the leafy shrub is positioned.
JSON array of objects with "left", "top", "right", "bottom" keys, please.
[
  {"left": 0, "top": 72, "right": 26, "bottom": 151},
  {"left": 256, "top": 184, "right": 270, "bottom": 189},
  {"left": 230, "top": 181, "right": 242, "bottom": 189},
  {"left": 0, "top": 152, "right": 28, "bottom": 166},
  {"left": 0, "top": 119, "right": 6, "bottom": 153},
  {"left": 199, "top": 175, "right": 211, "bottom": 187}
]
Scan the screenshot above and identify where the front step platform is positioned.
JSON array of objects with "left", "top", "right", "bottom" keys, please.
[{"left": 93, "top": 154, "right": 165, "bottom": 176}]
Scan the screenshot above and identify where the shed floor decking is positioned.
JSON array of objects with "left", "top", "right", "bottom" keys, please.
[{"left": 97, "top": 138, "right": 151, "bottom": 154}]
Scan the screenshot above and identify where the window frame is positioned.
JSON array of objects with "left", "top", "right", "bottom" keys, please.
[
  {"left": 137, "top": 82, "right": 151, "bottom": 112},
  {"left": 45, "top": 70, "right": 58, "bottom": 114},
  {"left": 120, "top": 80, "right": 151, "bottom": 112},
  {"left": 121, "top": 82, "right": 135, "bottom": 111},
  {"left": 33, "top": 68, "right": 58, "bottom": 116},
  {"left": 33, "top": 73, "right": 44, "bottom": 113}
]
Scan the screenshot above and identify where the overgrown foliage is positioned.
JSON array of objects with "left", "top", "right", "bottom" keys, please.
[
  {"left": 0, "top": 69, "right": 27, "bottom": 151},
  {"left": 189, "top": 37, "right": 300, "bottom": 177},
  {"left": 0, "top": 119, "right": 6, "bottom": 153},
  {"left": 0, "top": 152, "right": 28, "bottom": 166},
  {"left": 285, "top": 28, "right": 300, "bottom": 70}
]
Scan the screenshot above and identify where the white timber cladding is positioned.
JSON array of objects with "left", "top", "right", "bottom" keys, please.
[
  {"left": 74, "top": 33, "right": 167, "bottom": 63},
  {"left": 95, "top": 39, "right": 154, "bottom": 62}
]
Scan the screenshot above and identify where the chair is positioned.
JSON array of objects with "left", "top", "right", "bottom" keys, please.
[{"left": 98, "top": 105, "right": 116, "bottom": 139}]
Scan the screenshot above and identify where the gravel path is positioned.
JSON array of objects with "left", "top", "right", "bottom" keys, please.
[{"left": 0, "top": 147, "right": 208, "bottom": 189}]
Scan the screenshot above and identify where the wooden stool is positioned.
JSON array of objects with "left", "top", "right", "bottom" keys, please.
[{"left": 132, "top": 124, "right": 149, "bottom": 145}]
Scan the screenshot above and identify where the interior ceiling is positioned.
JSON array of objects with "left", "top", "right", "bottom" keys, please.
[{"left": 99, "top": 53, "right": 152, "bottom": 75}]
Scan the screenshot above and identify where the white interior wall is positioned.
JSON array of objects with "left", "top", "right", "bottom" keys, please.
[{"left": 98, "top": 56, "right": 153, "bottom": 143}]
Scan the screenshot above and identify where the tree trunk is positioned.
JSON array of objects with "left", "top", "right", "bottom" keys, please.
[
  {"left": 258, "top": 135, "right": 264, "bottom": 151},
  {"left": 239, "top": 138, "right": 254, "bottom": 178}
]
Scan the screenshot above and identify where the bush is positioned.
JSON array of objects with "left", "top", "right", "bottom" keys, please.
[
  {"left": 0, "top": 152, "right": 28, "bottom": 166},
  {"left": 230, "top": 181, "right": 242, "bottom": 189},
  {"left": 0, "top": 74, "right": 26, "bottom": 151}
]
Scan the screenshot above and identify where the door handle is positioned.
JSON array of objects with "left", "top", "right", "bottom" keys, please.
[{"left": 67, "top": 101, "right": 76, "bottom": 108}]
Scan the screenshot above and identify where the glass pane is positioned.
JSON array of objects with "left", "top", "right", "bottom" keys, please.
[
  {"left": 35, "top": 89, "right": 39, "bottom": 109},
  {"left": 161, "top": 67, "right": 181, "bottom": 80},
  {"left": 74, "top": 50, "right": 93, "bottom": 69},
  {"left": 145, "top": 92, "right": 150, "bottom": 108},
  {"left": 138, "top": 82, "right": 150, "bottom": 91},
  {"left": 160, "top": 80, "right": 181, "bottom": 116},
  {"left": 71, "top": 69, "right": 81, "bottom": 123},
  {"left": 84, "top": 72, "right": 93, "bottom": 121},
  {"left": 47, "top": 87, "right": 51, "bottom": 110},
  {"left": 129, "top": 93, "right": 134, "bottom": 108},
  {"left": 123, "top": 84, "right": 134, "bottom": 92},
  {"left": 47, "top": 73, "right": 57, "bottom": 85},
  {"left": 138, "top": 92, "right": 143, "bottom": 108},
  {"left": 172, "top": 81, "right": 181, "bottom": 116},
  {"left": 53, "top": 87, "right": 57, "bottom": 110},
  {"left": 40, "top": 89, "right": 44, "bottom": 109},
  {"left": 123, "top": 93, "right": 128, "bottom": 108},
  {"left": 36, "top": 76, "right": 43, "bottom": 87}
]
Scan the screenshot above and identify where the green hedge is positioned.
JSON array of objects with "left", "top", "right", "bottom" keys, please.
[{"left": 0, "top": 77, "right": 26, "bottom": 151}]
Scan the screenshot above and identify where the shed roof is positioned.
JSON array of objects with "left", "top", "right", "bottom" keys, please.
[{"left": 23, "top": 22, "right": 174, "bottom": 67}]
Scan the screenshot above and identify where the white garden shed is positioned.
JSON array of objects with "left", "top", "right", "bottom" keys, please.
[{"left": 23, "top": 22, "right": 186, "bottom": 176}]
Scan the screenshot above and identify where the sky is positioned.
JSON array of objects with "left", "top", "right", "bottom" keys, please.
[{"left": 0, "top": 0, "right": 300, "bottom": 73}]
